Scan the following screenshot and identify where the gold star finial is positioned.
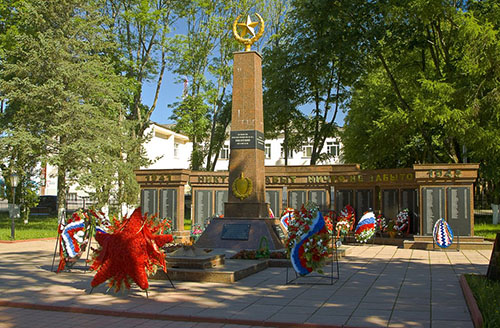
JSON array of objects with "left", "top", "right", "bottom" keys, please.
[
  {"left": 233, "top": 13, "right": 265, "bottom": 51},
  {"left": 237, "top": 15, "right": 258, "bottom": 38}
]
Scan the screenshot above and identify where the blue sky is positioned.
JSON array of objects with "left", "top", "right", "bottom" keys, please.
[{"left": 143, "top": 75, "right": 347, "bottom": 126}]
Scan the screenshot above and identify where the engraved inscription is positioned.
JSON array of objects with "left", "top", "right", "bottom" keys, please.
[{"left": 221, "top": 224, "right": 251, "bottom": 240}]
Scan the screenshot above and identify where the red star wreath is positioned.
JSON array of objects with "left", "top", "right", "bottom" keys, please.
[{"left": 89, "top": 208, "right": 173, "bottom": 291}]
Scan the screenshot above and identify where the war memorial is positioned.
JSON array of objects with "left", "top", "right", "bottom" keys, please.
[
  {"left": 135, "top": 14, "right": 484, "bottom": 251},
  {"left": 0, "top": 12, "right": 496, "bottom": 328}
]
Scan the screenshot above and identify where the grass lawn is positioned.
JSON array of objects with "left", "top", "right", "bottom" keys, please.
[
  {"left": 474, "top": 214, "right": 500, "bottom": 240},
  {"left": 465, "top": 274, "right": 500, "bottom": 328},
  {"left": 0, "top": 213, "right": 58, "bottom": 240}
]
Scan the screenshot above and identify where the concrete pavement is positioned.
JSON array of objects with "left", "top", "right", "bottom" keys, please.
[{"left": 0, "top": 240, "right": 492, "bottom": 327}]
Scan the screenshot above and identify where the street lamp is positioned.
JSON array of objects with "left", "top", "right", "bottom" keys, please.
[{"left": 10, "top": 173, "right": 19, "bottom": 240}]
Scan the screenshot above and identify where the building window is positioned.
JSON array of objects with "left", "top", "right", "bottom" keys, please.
[
  {"left": 302, "top": 145, "right": 313, "bottom": 158},
  {"left": 174, "top": 143, "right": 180, "bottom": 158},
  {"left": 280, "top": 143, "right": 293, "bottom": 159},
  {"left": 265, "top": 143, "right": 271, "bottom": 159},
  {"left": 220, "top": 144, "right": 229, "bottom": 159},
  {"left": 327, "top": 141, "right": 339, "bottom": 157}
]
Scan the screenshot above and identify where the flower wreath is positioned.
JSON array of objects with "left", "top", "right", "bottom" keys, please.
[
  {"left": 335, "top": 205, "right": 355, "bottom": 239},
  {"left": 280, "top": 207, "right": 295, "bottom": 231},
  {"left": 286, "top": 203, "right": 332, "bottom": 275},
  {"left": 89, "top": 208, "right": 173, "bottom": 291},
  {"left": 57, "top": 209, "right": 109, "bottom": 272},
  {"left": 375, "top": 214, "right": 387, "bottom": 234},
  {"left": 354, "top": 211, "right": 376, "bottom": 243},
  {"left": 394, "top": 209, "right": 410, "bottom": 234}
]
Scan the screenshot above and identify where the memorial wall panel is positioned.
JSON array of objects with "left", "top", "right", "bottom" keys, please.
[
  {"left": 422, "top": 187, "right": 445, "bottom": 235},
  {"left": 336, "top": 189, "right": 353, "bottom": 213},
  {"left": 308, "top": 190, "right": 327, "bottom": 212},
  {"left": 382, "top": 189, "right": 399, "bottom": 220},
  {"left": 160, "top": 189, "right": 177, "bottom": 230},
  {"left": 289, "top": 190, "right": 306, "bottom": 210},
  {"left": 215, "top": 190, "right": 228, "bottom": 216},
  {"left": 447, "top": 187, "right": 471, "bottom": 235},
  {"left": 266, "top": 190, "right": 280, "bottom": 217},
  {"left": 141, "top": 189, "right": 158, "bottom": 216},
  {"left": 355, "top": 189, "right": 373, "bottom": 219},
  {"left": 401, "top": 189, "right": 419, "bottom": 234},
  {"left": 195, "top": 190, "right": 212, "bottom": 225}
]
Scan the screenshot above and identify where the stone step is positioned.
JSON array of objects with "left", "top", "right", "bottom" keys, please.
[
  {"left": 403, "top": 239, "right": 493, "bottom": 250},
  {"left": 412, "top": 235, "right": 486, "bottom": 243},
  {"left": 152, "top": 259, "right": 268, "bottom": 283}
]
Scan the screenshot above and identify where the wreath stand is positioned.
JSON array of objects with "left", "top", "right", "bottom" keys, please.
[
  {"left": 285, "top": 233, "right": 340, "bottom": 285},
  {"left": 50, "top": 218, "right": 95, "bottom": 273}
]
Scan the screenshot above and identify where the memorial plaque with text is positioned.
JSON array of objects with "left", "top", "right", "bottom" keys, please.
[
  {"left": 141, "top": 189, "right": 158, "bottom": 216},
  {"left": 355, "top": 189, "right": 373, "bottom": 219},
  {"left": 160, "top": 189, "right": 177, "bottom": 230},
  {"left": 422, "top": 187, "right": 445, "bottom": 235},
  {"left": 447, "top": 187, "right": 470, "bottom": 235},
  {"left": 221, "top": 224, "right": 251, "bottom": 240},
  {"left": 272, "top": 224, "right": 287, "bottom": 242},
  {"left": 215, "top": 190, "right": 228, "bottom": 216},
  {"left": 382, "top": 189, "right": 399, "bottom": 221},
  {"left": 266, "top": 190, "right": 280, "bottom": 217},
  {"left": 195, "top": 190, "right": 212, "bottom": 225},
  {"left": 401, "top": 189, "right": 419, "bottom": 234},
  {"left": 230, "top": 130, "right": 265, "bottom": 150},
  {"left": 289, "top": 190, "right": 306, "bottom": 209},
  {"left": 309, "top": 190, "right": 327, "bottom": 212},
  {"left": 336, "top": 189, "right": 353, "bottom": 212}
]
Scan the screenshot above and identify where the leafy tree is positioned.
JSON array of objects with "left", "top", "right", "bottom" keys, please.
[
  {"left": 263, "top": 0, "right": 361, "bottom": 165},
  {"left": 339, "top": 1, "right": 500, "bottom": 201},
  {"left": 169, "top": 0, "right": 285, "bottom": 171},
  {"left": 0, "top": 0, "right": 130, "bottom": 220}
]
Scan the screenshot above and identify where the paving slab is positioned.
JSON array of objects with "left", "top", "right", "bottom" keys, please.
[{"left": 0, "top": 240, "right": 492, "bottom": 328}]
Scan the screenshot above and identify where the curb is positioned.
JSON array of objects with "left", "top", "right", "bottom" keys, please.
[
  {"left": 0, "top": 237, "right": 56, "bottom": 244},
  {"left": 0, "top": 300, "right": 360, "bottom": 328},
  {"left": 459, "top": 275, "right": 483, "bottom": 328}
]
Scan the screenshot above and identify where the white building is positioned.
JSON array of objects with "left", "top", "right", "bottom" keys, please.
[
  {"left": 142, "top": 123, "right": 192, "bottom": 169},
  {"left": 213, "top": 134, "right": 342, "bottom": 171},
  {"left": 39, "top": 122, "right": 343, "bottom": 197}
]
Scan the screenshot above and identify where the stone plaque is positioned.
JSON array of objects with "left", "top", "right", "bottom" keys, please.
[
  {"left": 195, "top": 190, "right": 212, "bottom": 225},
  {"left": 230, "top": 130, "right": 265, "bottom": 150},
  {"left": 221, "top": 224, "right": 251, "bottom": 240},
  {"left": 141, "top": 189, "right": 158, "bottom": 216},
  {"left": 266, "top": 190, "right": 280, "bottom": 217},
  {"left": 215, "top": 190, "right": 228, "bottom": 216},
  {"left": 402, "top": 188, "right": 419, "bottom": 234},
  {"left": 309, "top": 190, "right": 327, "bottom": 212},
  {"left": 272, "top": 224, "right": 286, "bottom": 242},
  {"left": 422, "top": 187, "right": 445, "bottom": 235},
  {"left": 336, "top": 189, "right": 353, "bottom": 212},
  {"left": 160, "top": 189, "right": 177, "bottom": 230},
  {"left": 447, "top": 187, "right": 470, "bottom": 235},
  {"left": 487, "top": 233, "right": 500, "bottom": 281},
  {"left": 355, "top": 189, "right": 373, "bottom": 219},
  {"left": 382, "top": 189, "right": 399, "bottom": 220},
  {"left": 289, "top": 190, "right": 306, "bottom": 209}
]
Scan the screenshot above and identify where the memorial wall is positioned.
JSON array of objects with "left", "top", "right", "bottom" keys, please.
[{"left": 135, "top": 163, "right": 478, "bottom": 236}]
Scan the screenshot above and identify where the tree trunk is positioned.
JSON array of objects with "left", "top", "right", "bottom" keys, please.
[{"left": 56, "top": 164, "right": 67, "bottom": 224}]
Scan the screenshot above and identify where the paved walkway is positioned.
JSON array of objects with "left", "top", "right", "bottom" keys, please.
[{"left": 0, "top": 240, "right": 492, "bottom": 328}]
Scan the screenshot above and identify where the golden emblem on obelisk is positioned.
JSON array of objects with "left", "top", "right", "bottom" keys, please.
[{"left": 232, "top": 14, "right": 265, "bottom": 51}]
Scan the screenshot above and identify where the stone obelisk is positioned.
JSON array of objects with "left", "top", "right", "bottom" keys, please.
[
  {"left": 223, "top": 50, "right": 268, "bottom": 218},
  {"left": 195, "top": 13, "right": 285, "bottom": 250}
]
